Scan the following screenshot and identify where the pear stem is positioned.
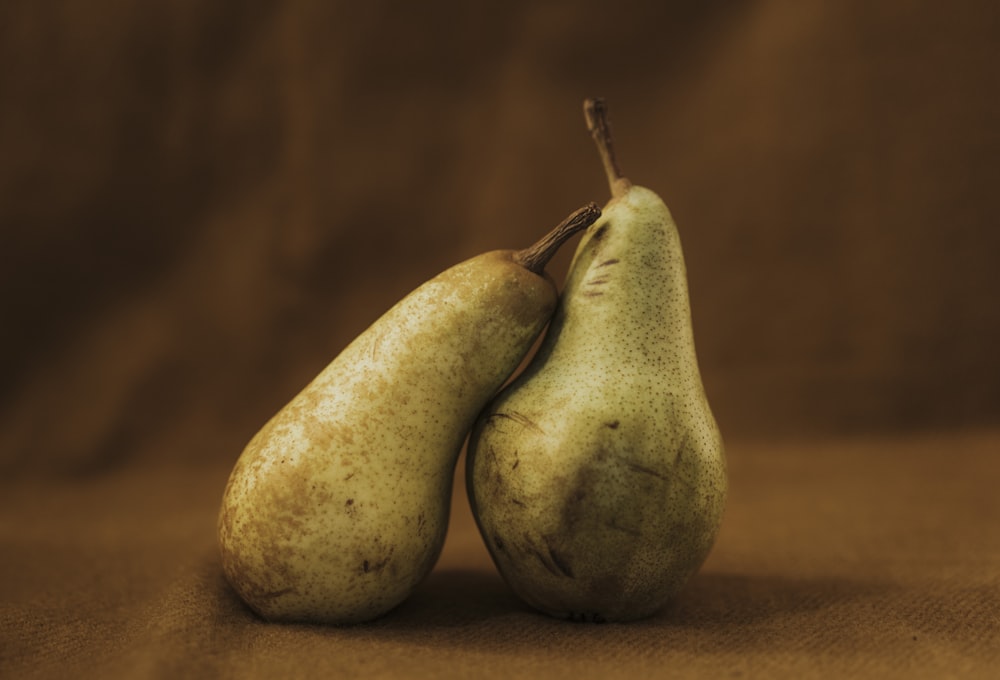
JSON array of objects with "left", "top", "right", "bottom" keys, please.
[
  {"left": 584, "top": 98, "right": 632, "bottom": 199},
  {"left": 514, "top": 203, "right": 601, "bottom": 274}
]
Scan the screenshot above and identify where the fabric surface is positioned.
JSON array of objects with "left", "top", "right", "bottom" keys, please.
[
  {"left": 3, "top": 433, "right": 998, "bottom": 678},
  {"left": 2, "top": 1, "right": 998, "bottom": 677}
]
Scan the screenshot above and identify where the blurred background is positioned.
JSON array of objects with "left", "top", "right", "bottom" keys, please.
[{"left": 1, "top": 0, "right": 998, "bottom": 476}]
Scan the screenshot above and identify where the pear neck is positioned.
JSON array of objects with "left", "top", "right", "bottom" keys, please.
[
  {"left": 559, "top": 194, "right": 698, "bottom": 373},
  {"left": 611, "top": 177, "right": 633, "bottom": 199}
]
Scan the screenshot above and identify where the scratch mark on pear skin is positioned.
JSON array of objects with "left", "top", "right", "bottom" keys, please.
[
  {"left": 490, "top": 411, "right": 545, "bottom": 435},
  {"left": 597, "top": 258, "right": 620, "bottom": 267},
  {"left": 587, "top": 275, "right": 611, "bottom": 285},
  {"left": 543, "top": 536, "right": 575, "bottom": 578},
  {"left": 362, "top": 556, "right": 392, "bottom": 574},
  {"left": 257, "top": 587, "right": 295, "bottom": 600},
  {"left": 581, "top": 290, "right": 605, "bottom": 297},
  {"left": 527, "top": 547, "right": 560, "bottom": 577},
  {"left": 606, "top": 518, "right": 641, "bottom": 537},
  {"left": 674, "top": 431, "right": 691, "bottom": 465},
  {"left": 523, "top": 534, "right": 563, "bottom": 577},
  {"left": 620, "top": 458, "right": 668, "bottom": 480}
]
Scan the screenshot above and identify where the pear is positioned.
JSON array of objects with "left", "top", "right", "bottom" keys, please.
[
  {"left": 466, "top": 99, "right": 726, "bottom": 622},
  {"left": 219, "top": 203, "right": 601, "bottom": 625}
]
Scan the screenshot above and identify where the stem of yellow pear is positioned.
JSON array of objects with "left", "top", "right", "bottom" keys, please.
[
  {"left": 583, "top": 98, "right": 632, "bottom": 199},
  {"left": 514, "top": 203, "right": 601, "bottom": 274}
]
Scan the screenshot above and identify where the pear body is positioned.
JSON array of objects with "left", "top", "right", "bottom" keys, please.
[
  {"left": 219, "top": 251, "right": 558, "bottom": 624},
  {"left": 467, "top": 187, "right": 726, "bottom": 622}
]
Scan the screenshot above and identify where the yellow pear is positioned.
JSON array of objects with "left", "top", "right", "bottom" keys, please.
[
  {"left": 219, "top": 203, "right": 600, "bottom": 624},
  {"left": 467, "top": 99, "right": 726, "bottom": 622}
]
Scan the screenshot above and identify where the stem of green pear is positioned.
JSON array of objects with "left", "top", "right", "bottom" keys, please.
[
  {"left": 514, "top": 203, "right": 601, "bottom": 274},
  {"left": 584, "top": 98, "right": 632, "bottom": 199}
]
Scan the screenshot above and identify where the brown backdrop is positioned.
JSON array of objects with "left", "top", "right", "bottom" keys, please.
[{"left": 2, "top": 1, "right": 998, "bottom": 677}]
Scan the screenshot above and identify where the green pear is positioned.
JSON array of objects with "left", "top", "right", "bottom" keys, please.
[
  {"left": 466, "top": 99, "right": 726, "bottom": 622},
  {"left": 219, "top": 203, "right": 600, "bottom": 625}
]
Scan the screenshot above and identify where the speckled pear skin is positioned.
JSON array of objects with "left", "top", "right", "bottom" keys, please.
[
  {"left": 218, "top": 250, "right": 562, "bottom": 625},
  {"left": 467, "top": 187, "right": 727, "bottom": 622}
]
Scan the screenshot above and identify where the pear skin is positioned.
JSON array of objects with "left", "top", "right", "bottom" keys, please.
[
  {"left": 466, "top": 100, "right": 726, "bottom": 622},
  {"left": 219, "top": 204, "right": 600, "bottom": 625}
]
